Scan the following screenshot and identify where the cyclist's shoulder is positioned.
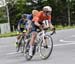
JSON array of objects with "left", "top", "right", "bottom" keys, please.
[
  {"left": 37, "top": 11, "right": 42, "bottom": 14},
  {"left": 26, "top": 14, "right": 33, "bottom": 20},
  {"left": 28, "top": 14, "right": 32, "bottom": 18},
  {"left": 24, "top": 14, "right": 32, "bottom": 17},
  {"left": 36, "top": 11, "right": 43, "bottom": 16},
  {"left": 18, "top": 19, "right": 23, "bottom": 23}
]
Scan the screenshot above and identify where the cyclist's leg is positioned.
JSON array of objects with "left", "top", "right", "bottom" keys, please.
[
  {"left": 29, "top": 32, "right": 37, "bottom": 56},
  {"left": 16, "top": 29, "right": 23, "bottom": 46},
  {"left": 29, "top": 22, "right": 37, "bottom": 56},
  {"left": 16, "top": 31, "right": 21, "bottom": 46}
]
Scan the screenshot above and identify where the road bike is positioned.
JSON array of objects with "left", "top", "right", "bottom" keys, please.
[
  {"left": 16, "top": 32, "right": 26, "bottom": 53},
  {"left": 24, "top": 29, "right": 55, "bottom": 60}
]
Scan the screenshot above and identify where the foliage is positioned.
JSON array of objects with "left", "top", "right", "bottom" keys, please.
[
  {"left": 0, "top": 0, "right": 75, "bottom": 30},
  {"left": 0, "top": 7, "right": 7, "bottom": 23}
]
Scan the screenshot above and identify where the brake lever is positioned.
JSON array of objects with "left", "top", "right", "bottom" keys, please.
[{"left": 50, "top": 31, "right": 56, "bottom": 35}]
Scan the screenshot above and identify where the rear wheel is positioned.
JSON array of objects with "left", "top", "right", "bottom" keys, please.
[
  {"left": 39, "top": 35, "right": 53, "bottom": 60},
  {"left": 16, "top": 38, "right": 25, "bottom": 53}
]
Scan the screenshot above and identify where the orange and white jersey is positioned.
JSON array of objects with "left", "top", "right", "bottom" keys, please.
[{"left": 32, "top": 11, "right": 51, "bottom": 23}]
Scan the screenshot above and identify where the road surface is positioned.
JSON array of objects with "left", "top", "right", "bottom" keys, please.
[{"left": 0, "top": 29, "right": 75, "bottom": 64}]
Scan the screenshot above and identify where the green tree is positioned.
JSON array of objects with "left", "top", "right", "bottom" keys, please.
[{"left": 5, "top": 0, "right": 75, "bottom": 31}]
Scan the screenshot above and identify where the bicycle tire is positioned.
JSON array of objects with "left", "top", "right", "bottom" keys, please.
[
  {"left": 39, "top": 35, "right": 53, "bottom": 60},
  {"left": 16, "top": 42, "right": 21, "bottom": 52},
  {"left": 20, "top": 39, "right": 25, "bottom": 53}
]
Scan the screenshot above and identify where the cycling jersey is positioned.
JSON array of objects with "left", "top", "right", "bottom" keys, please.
[
  {"left": 32, "top": 11, "right": 51, "bottom": 23},
  {"left": 31, "top": 11, "right": 52, "bottom": 32},
  {"left": 26, "top": 14, "right": 33, "bottom": 20},
  {"left": 18, "top": 19, "right": 27, "bottom": 31},
  {"left": 24, "top": 14, "right": 33, "bottom": 30}
]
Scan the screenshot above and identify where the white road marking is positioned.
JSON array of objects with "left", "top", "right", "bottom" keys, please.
[
  {"left": 6, "top": 42, "right": 75, "bottom": 55},
  {"left": 0, "top": 45, "right": 9, "bottom": 48},
  {"left": 59, "top": 35, "right": 75, "bottom": 40},
  {"left": 6, "top": 34, "right": 75, "bottom": 55},
  {"left": 59, "top": 39, "right": 75, "bottom": 43},
  {"left": 6, "top": 51, "right": 21, "bottom": 55},
  {"left": 54, "top": 42, "right": 75, "bottom": 47},
  {"left": 71, "top": 35, "right": 75, "bottom": 37},
  {"left": 6, "top": 52, "right": 17, "bottom": 55}
]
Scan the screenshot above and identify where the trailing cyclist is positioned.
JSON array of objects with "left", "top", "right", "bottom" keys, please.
[{"left": 16, "top": 14, "right": 28, "bottom": 49}]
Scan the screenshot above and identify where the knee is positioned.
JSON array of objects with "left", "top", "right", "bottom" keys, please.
[
  {"left": 17, "top": 35, "right": 21, "bottom": 39},
  {"left": 32, "top": 32, "right": 37, "bottom": 39}
]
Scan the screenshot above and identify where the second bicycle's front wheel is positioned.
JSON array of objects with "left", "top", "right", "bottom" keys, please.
[
  {"left": 39, "top": 35, "right": 53, "bottom": 60},
  {"left": 20, "top": 39, "right": 25, "bottom": 53}
]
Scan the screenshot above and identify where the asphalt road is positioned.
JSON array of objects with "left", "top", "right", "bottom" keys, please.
[{"left": 0, "top": 29, "right": 75, "bottom": 64}]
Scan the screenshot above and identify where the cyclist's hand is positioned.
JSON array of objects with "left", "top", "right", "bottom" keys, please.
[
  {"left": 23, "top": 30, "right": 27, "bottom": 33},
  {"left": 50, "top": 28, "right": 56, "bottom": 35},
  {"left": 52, "top": 28, "right": 56, "bottom": 32},
  {"left": 34, "top": 22, "right": 43, "bottom": 30},
  {"left": 18, "top": 30, "right": 21, "bottom": 32},
  {"left": 39, "top": 25, "right": 44, "bottom": 30}
]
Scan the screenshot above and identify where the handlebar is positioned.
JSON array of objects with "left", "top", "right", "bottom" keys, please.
[
  {"left": 50, "top": 28, "right": 56, "bottom": 35},
  {"left": 50, "top": 30, "right": 56, "bottom": 35}
]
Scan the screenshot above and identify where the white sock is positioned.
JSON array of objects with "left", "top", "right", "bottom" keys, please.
[
  {"left": 16, "top": 39, "right": 20, "bottom": 43},
  {"left": 29, "top": 45, "right": 34, "bottom": 56},
  {"left": 16, "top": 39, "right": 18, "bottom": 42}
]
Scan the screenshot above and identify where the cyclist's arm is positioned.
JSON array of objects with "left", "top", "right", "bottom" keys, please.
[
  {"left": 49, "top": 23, "right": 54, "bottom": 30},
  {"left": 48, "top": 16, "right": 55, "bottom": 30},
  {"left": 26, "top": 20, "right": 32, "bottom": 32},
  {"left": 32, "top": 12, "right": 43, "bottom": 30},
  {"left": 18, "top": 25, "right": 20, "bottom": 30},
  {"left": 33, "top": 17, "right": 43, "bottom": 30},
  {"left": 35, "top": 22, "right": 44, "bottom": 30},
  {"left": 17, "top": 21, "right": 21, "bottom": 31},
  {"left": 27, "top": 20, "right": 32, "bottom": 27}
]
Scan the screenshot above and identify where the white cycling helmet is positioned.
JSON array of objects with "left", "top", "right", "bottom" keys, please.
[{"left": 43, "top": 6, "right": 52, "bottom": 12}]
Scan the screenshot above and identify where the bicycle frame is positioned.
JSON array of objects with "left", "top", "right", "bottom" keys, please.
[
  {"left": 34, "top": 30, "right": 47, "bottom": 52},
  {"left": 25, "top": 29, "right": 54, "bottom": 60},
  {"left": 35, "top": 29, "right": 54, "bottom": 51}
]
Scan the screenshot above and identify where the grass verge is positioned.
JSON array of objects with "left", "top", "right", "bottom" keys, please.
[
  {"left": 55, "top": 25, "right": 75, "bottom": 30},
  {"left": 0, "top": 31, "right": 17, "bottom": 38},
  {"left": 0, "top": 25, "right": 75, "bottom": 38}
]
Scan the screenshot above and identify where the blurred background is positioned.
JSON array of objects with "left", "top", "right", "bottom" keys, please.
[{"left": 0, "top": 0, "right": 75, "bottom": 34}]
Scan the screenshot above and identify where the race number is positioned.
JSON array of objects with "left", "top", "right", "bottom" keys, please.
[{"left": 43, "top": 20, "right": 49, "bottom": 27}]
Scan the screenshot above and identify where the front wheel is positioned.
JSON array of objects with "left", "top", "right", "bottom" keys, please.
[
  {"left": 39, "top": 35, "right": 53, "bottom": 60},
  {"left": 16, "top": 39, "right": 25, "bottom": 53}
]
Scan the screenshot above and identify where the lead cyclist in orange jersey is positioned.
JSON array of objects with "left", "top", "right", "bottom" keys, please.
[{"left": 29, "top": 6, "right": 55, "bottom": 56}]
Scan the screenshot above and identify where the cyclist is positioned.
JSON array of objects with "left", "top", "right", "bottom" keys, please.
[
  {"left": 16, "top": 14, "right": 28, "bottom": 47},
  {"left": 24, "top": 10, "right": 39, "bottom": 34},
  {"left": 29, "top": 6, "right": 55, "bottom": 56}
]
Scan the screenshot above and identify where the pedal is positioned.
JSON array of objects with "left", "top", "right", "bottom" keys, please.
[{"left": 43, "top": 45, "right": 48, "bottom": 49}]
